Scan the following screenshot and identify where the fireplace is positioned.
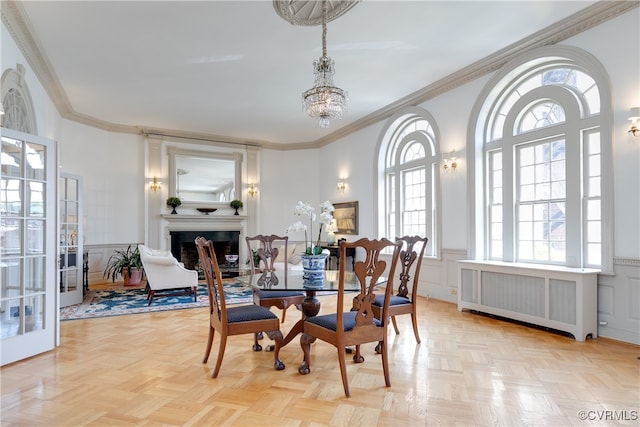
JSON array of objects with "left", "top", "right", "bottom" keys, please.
[{"left": 169, "top": 230, "right": 240, "bottom": 271}]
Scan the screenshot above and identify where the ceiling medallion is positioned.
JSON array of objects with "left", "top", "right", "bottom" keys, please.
[{"left": 273, "top": 0, "right": 359, "bottom": 26}]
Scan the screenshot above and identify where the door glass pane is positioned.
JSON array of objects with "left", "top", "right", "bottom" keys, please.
[
  {"left": 25, "top": 257, "right": 45, "bottom": 292},
  {"left": 25, "top": 143, "right": 45, "bottom": 180},
  {"left": 1, "top": 178, "right": 22, "bottom": 215},
  {"left": 67, "top": 179, "right": 78, "bottom": 201},
  {"left": 28, "top": 181, "right": 45, "bottom": 217},
  {"left": 26, "top": 220, "right": 44, "bottom": 255},
  {"left": 1, "top": 258, "right": 22, "bottom": 299},
  {"left": 1, "top": 298, "right": 22, "bottom": 339},
  {"left": 1, "top": 138, "right": 22, "bottom": 177},
  {"left": 24, "top": 294, "right": 44, "bottom": 333},
  {"left": 1, "top": 219, "right": 22, "bottom": 255}
]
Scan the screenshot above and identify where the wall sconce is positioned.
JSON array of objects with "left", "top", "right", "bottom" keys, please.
[
  {"left": 443, "top": 150, "right": 458, "bottom": 173},
  {"left": 337, "top": 178, "right": 346, "bottom": 193},
  {"left": 628, "top": 107, "right": 640, "bottom": 140},
  {"left": 149, "top": 176, "right": 161, "bottom": 192},
  {"left": 248, "top": 183, "right": 258, "bottom": 197}
]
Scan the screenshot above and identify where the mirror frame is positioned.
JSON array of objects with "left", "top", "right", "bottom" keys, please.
[{"left": 168, "top": 148, "right": 242, "bottom": 207}]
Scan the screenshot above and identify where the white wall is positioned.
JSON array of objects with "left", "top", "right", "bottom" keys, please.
[
  {"left": 2, "top": 8, "right": 638, "bottom": 343},
  {"left": 258, "top": 148, "right": 323, "bottom": 239},
  {"left": 59, "top": 121, "right": 145, "bottom": 245}
]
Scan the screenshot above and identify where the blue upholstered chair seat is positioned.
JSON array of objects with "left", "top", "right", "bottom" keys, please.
[
  {"left": 373, "top": 294, "right": 410, "bottom": 307},
  {"left": 306, "top": 311, "right": 382, "bottom": 332},
  {"left": 255, "top": 289, "right": 305, "bottom": 299},
  {"left": 227, "top": 304, "right": 278, "bottom": 323}
]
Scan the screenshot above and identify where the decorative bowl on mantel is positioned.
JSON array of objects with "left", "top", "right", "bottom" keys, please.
[
  {"left": 196, "top": 208, "right": 217, "bottom": 215},
  {"left": 225, "top": 254, "right": 239, "bottom": 265}
]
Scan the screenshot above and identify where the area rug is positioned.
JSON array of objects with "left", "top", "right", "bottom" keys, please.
[{"left": 60, "top": 281, "right": 253, "bottom": 321}]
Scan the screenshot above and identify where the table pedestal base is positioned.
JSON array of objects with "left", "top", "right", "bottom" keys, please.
[{"left": 265, "top": 290, "right": 320, "bottom": 351}]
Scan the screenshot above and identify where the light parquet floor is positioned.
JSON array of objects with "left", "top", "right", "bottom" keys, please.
[{"left": 1, "top": 294, "right": 639, "bottom": 426}]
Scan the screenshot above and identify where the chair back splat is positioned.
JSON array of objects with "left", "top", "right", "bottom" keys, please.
[
  {"left": 372, "top": 235, "right": 428, "bottom": 347},
  {"left": 298, "top": 237, "right": 402, "bottom": 397},
  {"left": 195, "top": 236, "right": 285, "bottom": 378},
  {"left": 246, "top": 235, "right": 305, "bottom": 327},
  {"left": 247, "top": 234, "right": 284, "bottom": 273}
]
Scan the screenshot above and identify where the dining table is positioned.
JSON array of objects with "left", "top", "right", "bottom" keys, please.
[{"left": 237, "top": 270, "right": 387, "bottom": 349}]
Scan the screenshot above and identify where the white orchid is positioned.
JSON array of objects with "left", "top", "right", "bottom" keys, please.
[
  {"left": 287, "top": 220, "right": 307, "bottom": 233},
  {"left": 287, "top": 200, "right": 335, "bottom": 255}
]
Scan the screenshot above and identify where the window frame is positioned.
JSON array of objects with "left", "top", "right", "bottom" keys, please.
[
  {"left": 376, "top": 108, "right": 441, "bottom": 257},
  {"left": 469, "top": 46, "right": 612, "bottom": 272}
]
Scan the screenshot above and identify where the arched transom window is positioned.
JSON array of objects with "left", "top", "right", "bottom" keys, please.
[
  {"left": 474, "top": 48, "right": 611, "bottom": 270},
  {"left": 378, "top": 109, "right": 439, "bottom": 256}
]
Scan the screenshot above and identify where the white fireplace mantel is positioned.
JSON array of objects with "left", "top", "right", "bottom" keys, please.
[
  {"left": 161, "top": 214, "right": 248, "bottom": 261},
  {"left": 161, "top": 214, "right": 247, "bottom": 222}
]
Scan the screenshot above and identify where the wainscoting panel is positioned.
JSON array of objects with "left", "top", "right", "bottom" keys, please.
[{"left": 597, "top": 259, "right": 640, "bottom": 344}]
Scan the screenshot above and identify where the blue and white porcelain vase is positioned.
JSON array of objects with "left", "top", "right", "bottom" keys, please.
[{"left": 301, "top": 253, "right": 328, "bottom": 285}]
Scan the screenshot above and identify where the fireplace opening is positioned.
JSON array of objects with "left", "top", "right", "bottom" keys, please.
[{"left": 169, "top": 230, "right": 240, "bottom": 272}]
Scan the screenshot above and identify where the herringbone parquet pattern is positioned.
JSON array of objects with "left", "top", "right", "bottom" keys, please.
[{"left": 1, "top": 294, "right": 638, "bottom": 426}]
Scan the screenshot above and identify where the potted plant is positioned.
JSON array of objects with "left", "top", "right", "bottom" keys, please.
[
  {"left": 103, "top": 244, "right": 144, "bottom": 286},
  {"left": 286, "top": 201, "right": 335, "bottom": 284},
  {"left": 230, "top": 199, "right": 243, "bottom": 215},
  {"left": 166, "top": 196, "right": 182, "bottom": 214}
]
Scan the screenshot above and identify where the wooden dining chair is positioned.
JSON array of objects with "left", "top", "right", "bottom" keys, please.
[
  {"left": 298, "top": 238, "right": 403, "bottom": 397},
  {"left": 246, "top": 235, "right": 306, "bottom": 323},
  {"left": 195, "top": 236, "right": 285, "bottom": 378},
  {"left": 372, "top": 235, "right": 428, "bottom": 348}
]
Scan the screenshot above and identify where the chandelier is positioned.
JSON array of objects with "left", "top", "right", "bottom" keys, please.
[{"left": 301, "top": 0, "right": 348, "bottom": 128}]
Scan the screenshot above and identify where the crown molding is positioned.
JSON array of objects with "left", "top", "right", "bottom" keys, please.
[
  {"left": 3, "top": 0, "right": 638, "bottom": 149},
  {"left": 139, "top": 126, "right": 265, "bottom": 148},
  {"left": 311, "top": 0, "right": 639, "bottom": 148}
]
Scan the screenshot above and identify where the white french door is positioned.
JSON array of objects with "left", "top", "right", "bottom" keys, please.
[
  {"left": 1, "top": 128, "right": 57, "bottom": 366},
  {"left": 59, "top": 173, "right": 83, "bottom": 307}
]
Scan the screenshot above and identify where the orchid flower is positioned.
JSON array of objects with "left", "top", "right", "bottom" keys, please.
[{"left": 287, "top": 200, "right": 335, "bottom": 255}]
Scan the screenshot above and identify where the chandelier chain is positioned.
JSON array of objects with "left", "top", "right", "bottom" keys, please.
[
  {"left": 301, "top": 0, "right": 348, "bottom": 128},
  {"left": 321, "top": 0, "right": 327, "bottom": 58}
]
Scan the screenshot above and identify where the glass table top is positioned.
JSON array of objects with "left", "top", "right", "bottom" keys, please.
[{"left": 236, "top": 270, "right": 386, "bottom": 292}]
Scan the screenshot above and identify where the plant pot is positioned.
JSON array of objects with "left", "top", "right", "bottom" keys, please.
[
  {"left": 301, "top": 254, "right": 327, "bottom": 284},
  {"left": 170, "top": 207, "right": 178, "bottom": 214},
  {"left": 123, "top": 267, "right": 143, "bottom": 286}
]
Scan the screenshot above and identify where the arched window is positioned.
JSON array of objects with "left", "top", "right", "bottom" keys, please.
[
  {"left": 470, "top": 47, "right": 612, "bottom": 271},
  {"left": 1, "top": 65, "right": 37, "bottom": 134},
  {"left": 377, "top": 108, "right": 440, "bottom": 256}
]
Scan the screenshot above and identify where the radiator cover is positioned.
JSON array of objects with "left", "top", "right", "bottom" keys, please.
[{"left": 458, "top": 261, "right": 598, "bottom": 341}]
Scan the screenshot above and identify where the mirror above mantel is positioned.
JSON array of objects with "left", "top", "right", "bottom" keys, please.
[{"left": 168, "top": 148, "right": 242, "bottom": 207}]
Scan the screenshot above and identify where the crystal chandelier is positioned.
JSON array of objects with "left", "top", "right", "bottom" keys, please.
[{"left": 302, "top": 0, "right": 348, "bottom": 128}]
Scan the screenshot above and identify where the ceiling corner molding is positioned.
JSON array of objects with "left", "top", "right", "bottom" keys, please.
[
  {"left": 3, "top": 0, "right": 637, "bottom": 149},
  {"left": 2, "top": 1, "right": 70, "bottom": 113},
  {"left": 2, "top": 0, "right": 139, "bottom": 135}
]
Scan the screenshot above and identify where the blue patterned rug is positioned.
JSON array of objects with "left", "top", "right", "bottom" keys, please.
[{"left": 60, "top": 281, "right": 253, "bottom": 321}]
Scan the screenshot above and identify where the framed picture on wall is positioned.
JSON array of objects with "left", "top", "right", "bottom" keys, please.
[{"left": 332, "top": 201, "right": 358, "bottom": 235}]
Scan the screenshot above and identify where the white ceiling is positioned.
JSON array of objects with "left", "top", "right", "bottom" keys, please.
[{"left": 11, "top": 0, "right": 599, "bottom": 146}]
